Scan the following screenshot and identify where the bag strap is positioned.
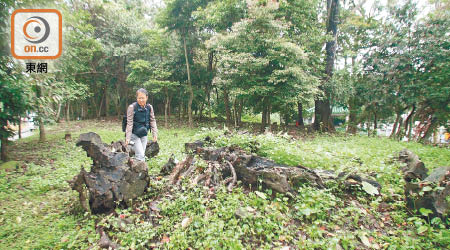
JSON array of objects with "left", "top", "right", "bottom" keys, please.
[
  {"left": 133, "top": 102, "right": 138, "bottom": 113},
  {"left": 145, "top": 104, "right": 151, "bottom": 129}
]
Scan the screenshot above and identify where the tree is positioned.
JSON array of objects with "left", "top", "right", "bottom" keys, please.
[
  {"left": 0, "top": 59, "right": 31, "bottom": 161},
  {"left": 313, "top": 0, "right": 340, "bottom": 132},
  {"left": 157, "top": 0, "right": 210, "bottom": 128},
  {"left": 209, "top": 5, "right": 320, "bottom": 130}
]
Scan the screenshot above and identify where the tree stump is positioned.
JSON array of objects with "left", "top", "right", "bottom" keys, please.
[
  {"left": 397, "top": 149, "right": 449, "bottom": 220},
  {"left": 68, "top": 132, "right": 150, "bottom": 214}
]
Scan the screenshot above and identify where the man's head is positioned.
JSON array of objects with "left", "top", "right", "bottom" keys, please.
[{"left": 136, "top": 88, "right": 148, "bottom": 107}]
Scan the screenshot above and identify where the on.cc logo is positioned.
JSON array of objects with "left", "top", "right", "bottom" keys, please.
[
  {"left": 11, "top": 9, "right": 62, "bottom": 59},
  {"left": 23, "top": 16, "right": 50, "bottom": 44}
]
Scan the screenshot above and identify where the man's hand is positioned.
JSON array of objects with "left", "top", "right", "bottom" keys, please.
[
  {"left": 153, "top": 136, "right": 157, "bottom": 142},
  {"left": 125, "top": 139, "right": 129, "bottom": 146}
]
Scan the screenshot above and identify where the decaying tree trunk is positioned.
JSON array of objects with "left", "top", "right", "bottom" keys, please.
[
  {"left": 68, "top": 132, "right": 150, "bottom": 214},
  {"left": 163, "top": 138, "right": 381, "bottom": 196},
  {"left": 397, "top": 149, "right": 449, "bottom": 220},
  {"left": 397, "top": 149, "right": 429, "bottom": 181}
]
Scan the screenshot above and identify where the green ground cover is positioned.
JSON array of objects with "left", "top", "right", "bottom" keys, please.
[{"left": 0, "top": 119, "right": 448, "bottom": 249}]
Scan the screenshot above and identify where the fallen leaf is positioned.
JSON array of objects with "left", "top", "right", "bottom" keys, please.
[
  {"left": 246, "top": 206, "right": 256, "bottom": 213},
  {"left": 61, "top": 235, "right": 69, "bottom": 243},
  {"left": 161, "top": 235, "right": 170, "bottom": 243},
  {"left": 181, "top": 217, "right": 192, "bottom": 229},
  {"left": 359, "top": 234, "right": 371, "bottom": 247},
  {"left": 361, "top": 181, "right": 379, "bottom": 196},
  {"left": 16, "top": 216, "right": 22, "bottom": 223},
  {"left": 255, "top": 191, "right": 267, "bottom": 200}
]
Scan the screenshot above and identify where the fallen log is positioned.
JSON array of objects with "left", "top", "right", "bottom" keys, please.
[
  {"left": 68, "top": 132, "right": 150, "bottom": 214},
  {"left": 397, "top": 149, "right": 449, "bottom": 220},
  {"left": 398, "top": 148, "right": 428, "bottom": 181},
  {"left": 146, "top": 141, "right": 160, "bottom": 158},
  {"left": 163, "top": 140, "right": 381, "bottom": 196}
]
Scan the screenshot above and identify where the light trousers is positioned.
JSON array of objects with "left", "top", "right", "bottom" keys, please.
[{"left": 130, "top": 133, "right": 147, "bottom": 161}]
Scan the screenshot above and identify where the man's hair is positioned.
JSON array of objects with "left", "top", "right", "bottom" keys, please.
[{"left": 136, "top": 88, "right": 148, "bottom": 97}]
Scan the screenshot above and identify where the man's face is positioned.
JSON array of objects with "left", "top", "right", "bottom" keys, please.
[{"left": 137, "top": 92, "right": 148, "bottom": 107}]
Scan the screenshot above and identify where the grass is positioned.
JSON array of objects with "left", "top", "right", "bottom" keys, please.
[{"left": 0, "top": 118, "right": 449, "bottom": 249}]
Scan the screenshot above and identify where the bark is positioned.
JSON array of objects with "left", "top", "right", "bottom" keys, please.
[
  {"left": 56, "top": 103, "right": 62, "bottom": 123},
  {"left": 207, "top": 51, "right": 214, "bottom": 120},
  {"left": 164, "top": 87, "right": 168, "bottom": 128},
  {"left": 168, "top": 96, "right": 171, "bottom": 118},
  {"left": 104, "top": 83, "right": 109, "bottom": 117},
  {"left": 297, "top": 102, "right": 305, "bottom": 129},
  {"left": 404, "top": 105, "right": 416, "bottom": 141},
  {"left": 390, "top": 112, "right": 401, "bottom": 138},
  {"left": 1, "top": 138, "right": 8, "bottom": 161},
  {"left": 66, "top": 101, "right": 70, "bottom": 122},
  {"left": 346, "top": 98, "right": 358, "bottom": 134},
  {"left": 261, "top": 98, "right": 268, "bottom": 130},
  {"left": 314, "top": 0, "right": 339, "bottom": 132},
  {"left": 18, "top": 116, "right": 22, "bottom": 139},
  {"left": 183, "top": 36, "right": 194, "bottom": 128},
  {"left": 314, "top": 99, "right": 334, "bottom": 132},
  {"left": 178, "top": 96, "right": 182, "bottom": 120},
  {"left": 183, "top": 142, "right": 381, "bottom": 195},
  {"left": 223, "top": 88, "right": 232, "bottom": 124},
  {"left": 237, "top": 99, "right": 243, "bottom": 127},
  {"left": 97, "top": 92, "right": 104, "bottom": 119},
  {"left": 36, "top": 85, "right": 46, "bottom": 142},
  {"left": 397, "top": 149, "right": 449, "bottom": 220},
  {"left": 419, "top": 116, "right": 438, "bottom": 143},
  {"left": 395, "top": 117, "right": 404, "bottom": 140},
  {"left": 232, "top": 98, "right": 237, "bottom": 127},
  {"left": 69, "top": 132, "right": 150, "bottom": 214},
  {"left": 373, "top": 111, "right": 377, "bottom": 136},
  {"left": 39, "top": 117, "right": 46, "bottom": 142}
]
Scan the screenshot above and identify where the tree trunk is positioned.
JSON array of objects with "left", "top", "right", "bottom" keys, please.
[
  {"left": 407, "top": 113, "right": 414, "bottom": 141},
  {"left": 223, "top": 88, "right": 232, "bottom": 124},
  {"left": 373, "top": 111, "right": 377, "bottom": 136},
  {"left": 104, "top": 83, "right": 109, "bottom": 117},
  {"left": 35, "top": 85, "right": 46, "bottom": 142},
  {"left": 395, "top": 117, "right": 404, "bottom": 140},
  {"left": 81, "top": 104, "right": 84, "bottom": 120},
  {"left": 404, "top": 105, "right": 415, "bottom": 136},
  {"left": 1, "top": 138, "right": 8, "bottom": 161},
  {"left": 419, "top": 116, "right": 437, "bottom": 143},
  {"left": 390, "top": 112, "right": 401, "bottom": 138},
  {"left": 18, "top": 116, "right": 22, "bottom": 139},
  {"left": 183, "top": 36, "right": 194, "bottom": 128},
  {"left": 56, "top": 103, "right": 62, "bottom": 123},
  {"left": 261, "top": 99, "right": 267, "bottom": 131},
  {"left": 314, "top": 99, "right": 334, "bottom": 132},
  {"left": 39, "top": 116, "right": 46, "bottom": 142},
  {"left": 97, "top": 92, "right": 104, "bottom": 119},
  {"left": 66, "top": 101, "right": 70, "bottom": 122},
  {"left": 237, "top": 98, "right": 243, "bottom": 127},
  {"left": 314, "top": 0, "right": 339, "bottom": 132},
  {"left": 164, "top": 88, "right": 169, "bottom": 128},
  {"left": 168, "top": 96, "right": 171, "bottom": 118},
  {"left": 297, "top": 102, "right": 305, "bottom": 129},
  {"left": 178, "top": 98, "right": 182, "bottom": 120},
  {"left": 233, "top": 98, "right": 238, "bottom": 127},
  {"left": 346, "top": 98, "right": 358, "bottom": 134}
]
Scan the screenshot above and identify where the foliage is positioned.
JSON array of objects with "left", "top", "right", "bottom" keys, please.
[{"left": 2, "top": 121, "right": 449, "bottom": 249}]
